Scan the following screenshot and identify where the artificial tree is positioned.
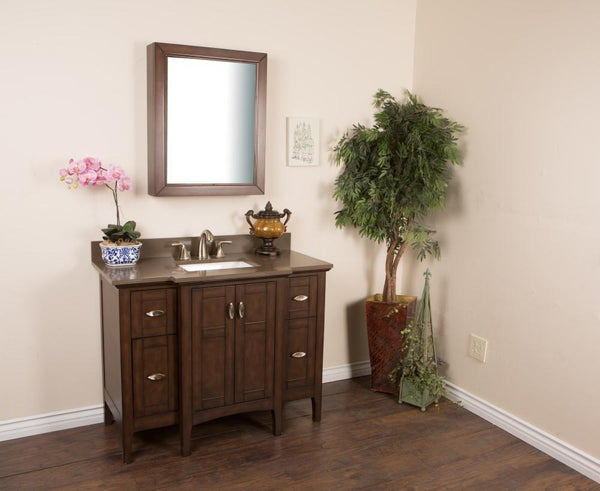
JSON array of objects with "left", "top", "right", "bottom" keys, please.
[
  {"left": 333, "top": 90, "right": 462, "bottom": 393},
  {"left": 333, "top": 90, "right": 463, "bottom": 303}
]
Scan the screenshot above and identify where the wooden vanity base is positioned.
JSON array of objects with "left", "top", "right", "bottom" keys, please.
[{"left": 99, "top": 267, "right": 328, "bottom": 463}]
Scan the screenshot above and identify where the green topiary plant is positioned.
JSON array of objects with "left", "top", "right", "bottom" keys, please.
[
  {"left": 333, "top": 90, "right": 463, "bottom": 303},
  {"left": 390, "top": 269, "right": 444, "bottom": 411}
]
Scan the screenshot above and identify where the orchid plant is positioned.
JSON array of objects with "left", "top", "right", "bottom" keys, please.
[{"left": 59, "top": 157, "right": 141, "bottom": 244}]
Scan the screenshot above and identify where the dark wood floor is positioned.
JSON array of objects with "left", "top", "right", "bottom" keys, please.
[{"left": 0, "top": 377, "right": 597, "bottom": 490}]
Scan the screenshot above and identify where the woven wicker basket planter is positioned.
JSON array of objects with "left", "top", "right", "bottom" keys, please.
[{"left": 365, "top": 295, "right": 416, "bottom": 394}]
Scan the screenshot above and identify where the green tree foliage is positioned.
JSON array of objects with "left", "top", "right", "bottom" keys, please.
[{"left": 333, "top": 90, "right": 463, "bottom": 302}]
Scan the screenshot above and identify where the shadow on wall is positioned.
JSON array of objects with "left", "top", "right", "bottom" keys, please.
[
  {"left": 345, "top": 298, "right": 369, "bottom": 362},
  {"left": 320, "top": 160, "right": 385, "bottom": 363}
]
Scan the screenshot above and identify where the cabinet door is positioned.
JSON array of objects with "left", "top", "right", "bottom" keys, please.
[
  {"left": 132, "top": 335, "right": 178, "bottom": 417},
  {"left": 191, "top": 281, "right": 276, "bottom": 411},
  {"left": 234, "top": 282, "right": 276, "bottom": 403},
  {"left": 192, "top": 285, "right": 236, "bottom": 410}
]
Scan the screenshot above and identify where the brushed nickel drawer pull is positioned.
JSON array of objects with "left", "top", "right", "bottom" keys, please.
[
  {"left": 238, "top": 301, "right": 246, "bottom": 319},
  {"left": 147, "top": 373, "right": 166, "bottom": 381},
  {"left": 293, "top": 295, "right": 308, "bottom": 302},
  {"left": 227, "top": 302, "right": 235, "bottom": 320},
  {"left": 291, "top": 351, "right": 307, "bottom": 358},
  {"left": 145, "top": 310, "right": 165, "bottom": 318}
]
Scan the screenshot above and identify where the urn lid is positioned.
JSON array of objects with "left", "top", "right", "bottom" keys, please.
[{"left": 254, "top": 201, "right": 283, "bottom": 219}]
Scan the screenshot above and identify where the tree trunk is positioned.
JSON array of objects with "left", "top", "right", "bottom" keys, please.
[
  {"left": 386, "top": 268, "right": 397, "bottom": 303},
  {"left": 383, "top": 241, "right": 409, "bottom": 303},
  {"left": 382, "top": 219, "right": 413, "bottom": 303},
  {"left": 383, "top": 241, "right": 397, "bottom": 303}
]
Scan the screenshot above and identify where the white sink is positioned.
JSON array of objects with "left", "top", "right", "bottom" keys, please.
[{"left": 179, "top": 260, "right": 255, "bottom": 272}]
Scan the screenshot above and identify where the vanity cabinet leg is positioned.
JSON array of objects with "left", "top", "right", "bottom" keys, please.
[
  {"left": 311, "top": 395, "right": 322, "bottom": 422},
  {"left": 181, "top": 428, "right": 191, "bottom": 457},
  {"left": 180, "top": 403, "right": 192, "bottom": 456},
  {"left": 271, "top": 408, "right": 282, "bottom": 436},
  {"left": 122, "top": 430, "right": 133, "bottom": 464}
]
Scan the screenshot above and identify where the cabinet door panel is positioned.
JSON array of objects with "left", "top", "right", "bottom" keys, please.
[
  {"left": 237, "top": 324, "right": 267, "bottom": 402},
  {"left": 235, "top": 282, "right": 275, "bottom": 403},
  {"left": 285, "top": 317, "right": 316, "bottom": 389},
  {"left": 132, "top": 335, "right": 178, "bottom": 417},
  {"left": 192, "top": 286, "right": 235, "bottom": 410}
]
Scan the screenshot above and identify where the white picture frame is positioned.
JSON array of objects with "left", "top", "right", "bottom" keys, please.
[{"left": 286, "top": 117, "right": 320, "bottom": 167}]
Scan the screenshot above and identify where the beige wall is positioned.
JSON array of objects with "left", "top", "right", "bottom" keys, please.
[
  {"left": 6, "top": 0, "right": 596, "bottom": 464},
  {"left": 0, "top": 0, "right": 416, "bottom": 420},
  {"left": 412, "top": 0, "right": 600, "bottom": 459}
]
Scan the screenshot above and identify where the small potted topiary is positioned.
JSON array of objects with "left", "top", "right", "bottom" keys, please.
[
  {"left": 333, "top": 90, "right": 462, "bottom": 393},
  {"left": 59, "top": 157, "right": 142, "bottom": 266},
  {"left": 390, "top": 269, "right": 444, "bottom": 411}
]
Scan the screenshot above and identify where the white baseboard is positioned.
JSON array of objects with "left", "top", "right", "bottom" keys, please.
[
  {"left": 0, "top": 405, "right": 104, "bottom": 442},
  {"left": 1, "top": 362, "right": 598, "bottom": 484},
  {"left": 444, "top": 381, "right": 600, "bottom": 484},
  {"left": 322, "top": 360, "right": 372, "bottom": 383},
  {"left": 0, "top": 363, "right": 370, "bottom": 443}
]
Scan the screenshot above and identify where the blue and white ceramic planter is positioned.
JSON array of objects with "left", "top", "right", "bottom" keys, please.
[{"left": 99, "top": 242, "right": 142, "bottom": 267}]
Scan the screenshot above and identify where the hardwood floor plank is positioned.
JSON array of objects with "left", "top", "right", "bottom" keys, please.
[{"left": 0, "top": 378, "right": 597, "bottom": 490}]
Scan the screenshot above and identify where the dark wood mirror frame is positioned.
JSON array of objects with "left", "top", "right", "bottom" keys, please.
[{"left": 147, "top": 42, "right": 267, "bottom": 196}]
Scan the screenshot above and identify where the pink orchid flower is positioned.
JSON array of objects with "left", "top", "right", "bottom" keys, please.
[
  {"left": 83, "top": 157, "right": 101, "bottom": 171},
  {"left": 79, "top": 169, "right": 98, "bottom": 186},
  {"left": 68, "top": 159, "right": 87, "bottom": 175},
  {"left": 117, "top": 176, "right": 131, "bottom": 192},
  {"left": 59, "top": 157, "right": 134, "bottom": 229},
  {"left": 94, "top": 168, "right": 109, "bottom": 186},
  {"left": 107, "top": 165, "right": 125, "bottom": 182}
]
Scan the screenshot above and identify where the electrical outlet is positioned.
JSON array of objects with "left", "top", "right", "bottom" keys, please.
[{"left": 468, "top": 334, "right": 488, "bottom": 362}]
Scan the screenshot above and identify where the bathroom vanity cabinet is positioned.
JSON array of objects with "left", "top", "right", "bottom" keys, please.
[{"left": 95, "top": 237, "right": 331, "bottom": 463}]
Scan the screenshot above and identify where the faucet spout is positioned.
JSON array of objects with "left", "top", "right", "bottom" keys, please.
[{"left": 198, "top": 229, "right": 214, "bottom": 260}]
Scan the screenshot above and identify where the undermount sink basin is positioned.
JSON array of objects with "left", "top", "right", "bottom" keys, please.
[{"left": 178, "top": 260, "right": 255, "bottom": 272}]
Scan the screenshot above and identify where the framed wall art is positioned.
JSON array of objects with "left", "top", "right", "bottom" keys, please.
[{"left": 286, "top": 117, "right": 320, "bottom": 167}]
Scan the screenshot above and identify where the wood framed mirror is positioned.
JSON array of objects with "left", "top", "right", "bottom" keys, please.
[{"left": 147, "top": 42, "right": 267, "bottom": 196}]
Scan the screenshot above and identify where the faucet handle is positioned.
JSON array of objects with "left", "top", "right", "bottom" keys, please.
[
  {"left": 215, "top": 240, "right": 232, "bottom": 259},
  {"left": 171, "top": 242, "right": 191, "bottom": 261}
]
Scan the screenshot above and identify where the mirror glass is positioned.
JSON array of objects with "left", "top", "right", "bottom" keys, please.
[{"left": 148, "top": 43, "right": 267, "bottom": 196}]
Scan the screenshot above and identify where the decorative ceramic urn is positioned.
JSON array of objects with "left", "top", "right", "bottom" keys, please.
[{"left": 245, "top": 201, "right": 292, "bottom": 256}]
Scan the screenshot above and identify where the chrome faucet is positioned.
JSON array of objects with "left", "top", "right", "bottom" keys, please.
[{"left": 198, "top": 229, "right": 214, "bottom": 260}]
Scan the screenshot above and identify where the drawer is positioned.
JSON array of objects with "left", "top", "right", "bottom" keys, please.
[
  {"left": 132, "top": 335, "right": 178, "bottom": 418},
  {"left": 288, "top": 275, "right": 317, "bottom": 319},
  {"left": 131, "top": 288, "right": 177, "bottom": 338},
  {"left": 285, "top": 317, "right": 316, "bottom": 389}
]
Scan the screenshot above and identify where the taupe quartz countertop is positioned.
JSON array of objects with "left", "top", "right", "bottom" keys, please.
[{"left": 91, "top": 234, "right": 332, "bottom": 287}]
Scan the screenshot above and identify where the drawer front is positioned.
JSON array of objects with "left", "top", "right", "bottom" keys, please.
[
  {"left": 132, "top": 335, "right": 178, "bottom": 418},
  {"left": 288, "top": 275, "right": 317, "bottom": 319},
  {"left": 131, "top": 288, "right": 177, "bottom": 338},
  {"left": 285, "top": 317, "right": 316, "bottom": 389}
]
